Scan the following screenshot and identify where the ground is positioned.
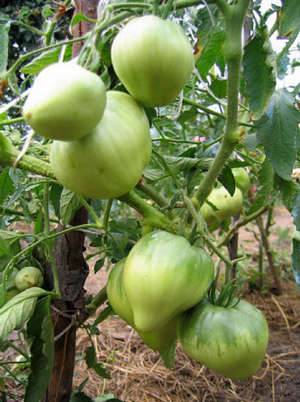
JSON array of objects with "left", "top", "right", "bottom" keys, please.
[{"left": 74, "top": 207, "right": 300, "bottom": 402}]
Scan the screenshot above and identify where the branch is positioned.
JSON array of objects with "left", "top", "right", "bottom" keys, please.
[{"left": 193, "top": 0, "right": 250, "bottom": 207}]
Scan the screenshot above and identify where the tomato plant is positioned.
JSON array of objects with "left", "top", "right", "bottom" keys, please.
[{"left": 0, "top": 0, "right": 299, "bottom": 400}]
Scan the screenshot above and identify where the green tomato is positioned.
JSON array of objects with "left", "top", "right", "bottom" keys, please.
[
  {"left": 232, "top": 168, "right": 250, "bottom": 193},
  {"left": 14, "top": 266, "right": 44, "bottom": 291},
  {"left": 111, "top": 15, "right": 194, "bottom": 107},
  {"left": 123, "top": 231, "right": 214, "bottom": 332},
  {"left": 178, "top": 300, "right": 269, "bottom": 380},
  {"left": 107, "top": 259, "right": 178, "bottom": 362},
  {"left": 200, "top": 186, "right": 243, "bottom": 231},
  {"left": 5, "top": 288, "right": 20, "bottom": 303},
  {"left": 107, "top": 259, "right": 134, "bottom": 326},
  {"left": 23, "top": 62, "right": 106, "bottom": 141},
  {"left": 50, "top": 91, "right": 152, "bottom": 199}
]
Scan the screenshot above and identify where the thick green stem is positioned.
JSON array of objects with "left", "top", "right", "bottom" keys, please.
[
  {"left": 119, "top": 191, "right": 174, "bottom": 231},
  {"left": 193, "top": 0, "right": 250, "bottom": 207},
  {"left": 86, "top": 286, "right": 107, "bottom": 314},
  {"left": 137, "top": 181, "right": 169, "bottom": 208},
  {"left": 0, "top": 117, "right": 25, "bottom": 127}
]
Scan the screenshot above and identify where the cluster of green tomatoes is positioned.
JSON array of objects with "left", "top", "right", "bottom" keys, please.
[{"left": 21, "top": 15, "right": 269, "bottom": 379}]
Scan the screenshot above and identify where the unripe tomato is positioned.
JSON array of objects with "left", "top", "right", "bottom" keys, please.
[
  {"left": 107, "top": 259, "right": 178, "bottom": 359},
  {"left": 50, "top": 91, "right": 152, "bottom": 199},
  {"left": 23, "top": 62, "right": 106, "bottom": 141},
  {"left": 14, "top": 267, "right": 44, "bottom": 291},
  {"left": 123, "top": 231, "right": 214, "bottom": 332},
  {"left": 178, "top": 299, "right": 269, "bottom": 380},
  {"left": 107, "top": 260, "right": 134, "bottom": 326},
  {"left": 111, "top": 15, "right": 194, "bottom": 107},
  {"left": 200, "top": 187, "right": 243, "bottom": 230},
  {"left": 232, "top": 167, "right": 250, "bottom": 193}
]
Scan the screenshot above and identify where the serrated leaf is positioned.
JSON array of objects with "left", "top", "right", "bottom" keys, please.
[
  {"left": 279, "top": 0, "right": 300, "bottom": 37},
  {"left": 94, "top": 258, "right": 105, "bottom": 273},
  {"left": 218, "top": 166, "right": 235, "bottom": 196},
  {"left": 256, "top": 89, "right": 300, "bottom": 180},
  {"left": 0, "top": 287, "right": 48, "bottom": 344},
  {"left": 49, "top": 183, "right": 63, "bottom": 219},
  {"left": 85, "top": 345, "right": 110, "bottom": 379},
  {"left": 24, "top": 296, "right": 54, "bottom": 402},
  {"left": 0, "top": 21, "right": 10, "bottom": 74},
  {"left": 0, "top": 237, "right": 9, "bottom": 257},
  {"left": 197, "top": 28, "right": 225, "bottom": 79},
  {"left": 21, "top": 46, "right": 72, "bottom": 75},
  {"left": 60, "top": 188, "right": 81, "bottom": 224},
  {"left": 276, "top": 175, "right": 298, "bottom": 210},
  {"left": 70, "top": 12, "right": 94, "bottom": 28},
  {"left": 0, "top": 168, "right": 14, "bottom": 205},
  {"left": 243, "top": 30, "right": 276, "bottom": 117}
]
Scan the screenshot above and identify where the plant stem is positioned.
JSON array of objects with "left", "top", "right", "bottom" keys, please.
[
  {"left": 183, "top": 193, "right": 232, "bottom": 267},
  {"left": 78, "top": 195, "right": 102, "bottom": 227},
  {"left": 103, "top": 199, "right": 113, "bottom": 232},
  {"left": 137, "top": 181, "right": 169, "bottom": 208},
  {"left": 218, "top": 204, "right": 269, "bottom": 247},
  {"left": 86, "top": 286, "right": 107, "bottom": 314},
  {"left": 0, "top": 116, "right": 25, "bottom": 127},
  {"left": 119, "top": 191, "right": 174, "bottom": 231},
  {"left": 193, "top": 0, "right": 250, "bottom": 207}
]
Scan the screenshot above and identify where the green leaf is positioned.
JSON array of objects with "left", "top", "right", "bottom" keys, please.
[
  {"left": 159, "top": 341, "right": 176, "bottom": 369},
  {"left": 291, "top": 192, "right": 300, "bottom": 230},
  {"left": 70, "top": 392, "right": 93, "bottom": 402},
  {"left": 60, "top": 188, "right": 81, "bottom": 224},
  {"left": 70, "top": 12, "right": 95, "bottom": 28},
  {"left": 197, "top": 27, "right": 225, "bottom": 79},
  {"left": 49, "top": 183, "right": 63, "bottom": 219},
  {"left": 0, "top": 287, "right": 48, "bottom": 344},
  {"left": 95, "top": 395, "right": 122, "bottom": 402},
  {"left": 279, "top": 0, "right": 300, "bottom": 37},
  {"left": 0, "top": 168, "right": 15, "bottom": 205},
  {"left": 275, "top": 175, "right": 299, "bottom": 211},
  {"left": 0, "top": 237, "right": 10, "bottom": 257},
  {"left": 85, "top": 345, "right": 110, "bottom": 379},
  {"left": 243, "top": 30, "right": 276, "bottom": 117},
  {"left": 0, "top": 21, "right": 10, "bottom": 74},
  {"left": 256, "top": 89, "right": 300, "bottom": 180},
  {"left": 218, "top": 166, "right": 235, "bottom": 196},
  {"left": 94, "top": 305, "right": 113, "bottom": 326},
  {"left": 24, "top": 296, "right": 54, "bottom": 402},
  {"left": 21, "top": 45, "right": 72, "bottom": 75}
]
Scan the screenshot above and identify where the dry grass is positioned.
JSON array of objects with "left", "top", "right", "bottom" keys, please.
[{"left": 74, "top": 283, "right": 300, "bottom": 402}]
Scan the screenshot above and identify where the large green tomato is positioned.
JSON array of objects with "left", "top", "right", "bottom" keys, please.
[
  {"left": 232, "top": 168, "right": 250, "bottom": 193},
  {"left": 23, "top": 62, "right": 106, "bottom": 141},
  {"left": 111, "top": 15, "right": 194, "bottom": 107},
  {"left": 14, "top": 267, "right": 44, "bottom": 291},
  {"left": 178, "top": 299, "right": 269, "bottom": 379},
  {"left": 107, "top": 259, "right": 178, "bottom": 362},
  {"left": 107, "top": 260, "right": 134, "bottom": 326},
  {"left": 123, "top": 231, "right": 214, "bottom": 332},
  {"left": 50, "top": 91, "right": 152, "bottom": 199},
  {"left": 200, "top": 186, "right": 243, "bottom": 230}
]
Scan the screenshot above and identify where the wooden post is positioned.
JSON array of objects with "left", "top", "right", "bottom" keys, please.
[{"left": 43, "top": 2, "right": 99, "bottom": 401}]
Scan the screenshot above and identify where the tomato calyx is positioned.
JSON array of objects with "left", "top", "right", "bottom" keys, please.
[{"left": 208, "top": 279, "right": 241, "bottom": 308}]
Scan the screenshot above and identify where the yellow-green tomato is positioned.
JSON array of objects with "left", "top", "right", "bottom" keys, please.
[
  {"left": 123, "top": 231, "right": 214, "bottom": 332},
  {"left": 111, "top": 15, "right": 194, "bottom": 107},
  {"left": 232, "top": 168, "right": 250, "bottom": 193},
  {"left": 200, "top": 187, "right": 243, "bottom": 230},
  {"left": 23, "top": 62, "right": 106, "bottom": 141},
  {"left": 14, "top": 267, "right": 44, "bottom": 291},
  {"left": 107, "top": 260, "right": 134, "bottom": 326},
  {"left": 107, "top": 259, "right": 178, "bottom": 363},
  {"left": 50, "top": 91, "right": 152, "bottom": 199},
  {"left": 178, "top": 300, "right": 269, "bottom": 380}
]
